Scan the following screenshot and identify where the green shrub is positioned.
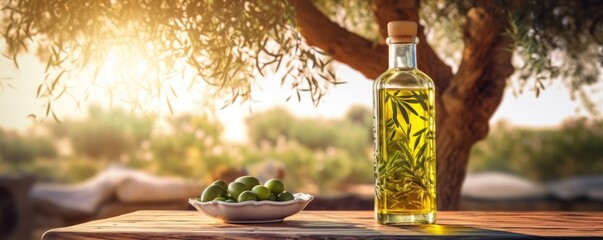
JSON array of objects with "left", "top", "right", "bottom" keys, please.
[{"left": 469, "top": 118, "right": 603, "bottom": 182}]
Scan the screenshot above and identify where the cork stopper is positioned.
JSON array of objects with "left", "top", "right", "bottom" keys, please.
[{"left": 387, "top": 21, "right": 418, "bottom": 44}]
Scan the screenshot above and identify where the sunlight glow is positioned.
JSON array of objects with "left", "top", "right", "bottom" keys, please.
[
  {"left": 94, "top": 43, "right": 154, "bottom": 89},
  {"left": 96, "top": 46, "right": 120, "bottom": 88},
  {"left": 82, "top": 40, "right": 211, "bottom": 119}
]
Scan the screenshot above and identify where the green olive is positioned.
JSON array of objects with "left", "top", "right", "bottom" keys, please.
[
  {"left": 237, "top": 190, "right": 258, "bottom": 202},
  {"left": 201, "top": 185, "right": 226, "bottom": 202},
  {"left": 235, "top": 176, "right": 261, "bottom": 190},
  {"left": 210, "top": 180, "right": 228, "bottom": 191},
  {"left": 264, "top": 179, "right": 285, "bottom": 195},
  {"left": 201, "top": 177, "right": 297, "bottom": 203},
  {"left": 267, "top": 193, "right": 277, "bottom": 201},
  {"left": 277, "top": 192, "right": 294, "bottom": 202},
  {"left": 228, "top": 181, "right": 247, "bottom": 200},
  {"left": 252, "top": 185, "right": 271, "bottom": 200},
  {"left": 226, "top": 193, "right": 236, "bottom": 201}
]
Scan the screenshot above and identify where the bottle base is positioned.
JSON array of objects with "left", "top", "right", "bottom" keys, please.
[{"left": 376, "top": 211, "right": 436, "bottom": 225}]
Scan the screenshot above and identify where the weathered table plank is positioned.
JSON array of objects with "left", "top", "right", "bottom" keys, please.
[{"left": 43, "top": 210, "right": 603, "bottom": 239}]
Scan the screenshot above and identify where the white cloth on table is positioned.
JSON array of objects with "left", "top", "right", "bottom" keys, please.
[
  {"left": 461, "top": 171, "right": 549, "bottom": 200},
  {"left": 31, "top": 165, "right": 198, "bottom": 214}
]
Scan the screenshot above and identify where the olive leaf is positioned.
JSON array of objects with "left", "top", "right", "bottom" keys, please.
[{"left": 376, "top": 89, "right": 435, "bottom": 210}]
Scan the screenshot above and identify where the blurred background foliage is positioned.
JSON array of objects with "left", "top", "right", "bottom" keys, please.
[
  {"left": 469, "top": 119, "right": 603, "bottom": 182},
  {"left": 0, "top": 129, "right": 56, "bottom": 165},
  {"left": 1, "top": 104, "right": 602, "bottom": 193}
]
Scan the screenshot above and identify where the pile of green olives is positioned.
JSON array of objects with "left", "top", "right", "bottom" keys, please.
[{"left": 200, "top": 176, "right": 294, "bottom": 203}]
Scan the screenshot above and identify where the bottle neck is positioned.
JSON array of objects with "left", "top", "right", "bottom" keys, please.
[{"left": 389, "top": 42, "right": 417, "bottom": 69}]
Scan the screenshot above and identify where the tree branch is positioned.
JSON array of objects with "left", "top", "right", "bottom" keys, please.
[
  {"left": 371, "top": 0, "right": 453, "bottom": 92},
  {"left": 291, "top": 0, "right": 387, "bottom": 80}
]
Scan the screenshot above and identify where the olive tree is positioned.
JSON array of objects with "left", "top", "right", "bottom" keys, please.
[{"left": 2, "top": 0, "right": 602, "bottom": 209}]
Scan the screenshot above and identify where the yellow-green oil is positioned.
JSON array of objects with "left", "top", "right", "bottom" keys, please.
[{"left": 375, "top": 88, "right": 436, "bottom": 224}]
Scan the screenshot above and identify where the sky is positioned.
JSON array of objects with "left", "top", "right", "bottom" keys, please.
[{"left": 1, "top": 44, "right": 601, "bottom": 143}]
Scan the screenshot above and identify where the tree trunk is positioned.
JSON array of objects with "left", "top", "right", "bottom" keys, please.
[{"left": 292, "top": 0, "right": 514, "bottom": 210}]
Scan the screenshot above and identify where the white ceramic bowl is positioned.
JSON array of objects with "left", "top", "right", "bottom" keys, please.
[{"left": 188, "top": 193, "right": 314, "bottom": 223}]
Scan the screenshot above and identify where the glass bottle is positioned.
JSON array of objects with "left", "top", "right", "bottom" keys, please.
[{"left": 373, "top": 21, "right": 436, "bottom": 224}]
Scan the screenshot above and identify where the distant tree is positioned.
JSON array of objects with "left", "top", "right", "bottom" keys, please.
[
  {"left": 3, "top": 0, "right": 602, "bottom": 209},
  {"left": 247, "top": 107, "right": 370, "bottom": 155},
  {"left": 288, "top": 118, "right": 338, "bottom": 150},
  {"left": 0, "top": 128, "right": 56, "bottom": 165},
  {"left": 345, "top": 105, "right": 372, "bottom": 129},
  {"left": 246, "top": 107, "right": 294, "bottom": 147},
  {"left": 48, "top": 105, "right": 154, "bottom": 160},
  {"left": 470, "top": 119, "right": 603, "bottom": 182},
  {"left": 150, "top": 114, "right": 231, "bottom": 180},
  {"left": 345, "top": 105, "right": 373, "bottom": 144}
]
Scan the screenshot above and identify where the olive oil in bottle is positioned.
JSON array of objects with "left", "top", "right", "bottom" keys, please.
[{"left": 373, "top": 21, "right": 436, "bottom": 224}]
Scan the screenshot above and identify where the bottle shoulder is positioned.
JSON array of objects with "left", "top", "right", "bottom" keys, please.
[{"left": 374, "top": 67, "right": 434, "bottom": 90}]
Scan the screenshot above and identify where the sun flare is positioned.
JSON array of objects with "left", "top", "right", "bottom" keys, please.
[
  {"left": 85, "top": 40, "right": 206, "bottom": 115},
  {"left": 95, "top": 44, "right": 151, "bottom": 89}
]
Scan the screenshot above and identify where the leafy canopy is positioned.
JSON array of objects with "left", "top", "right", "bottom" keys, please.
[
  {"left": 1, "top": 0, "right": 602, "bottom": 116},
  {"left": 1, "top": 0, "right": 336, "bottom": 119},
  {"left": 317, "top": 0, "right": 603, "bottom": 114}
]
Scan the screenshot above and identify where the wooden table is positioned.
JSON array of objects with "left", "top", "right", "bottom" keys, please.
[{"left": 43, "top": 210, "right": 603, "bottom": 239}]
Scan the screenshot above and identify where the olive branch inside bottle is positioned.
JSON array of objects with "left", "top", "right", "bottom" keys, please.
[{"left": 373, "top": 21, "right": 437, "bottom": 225}]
